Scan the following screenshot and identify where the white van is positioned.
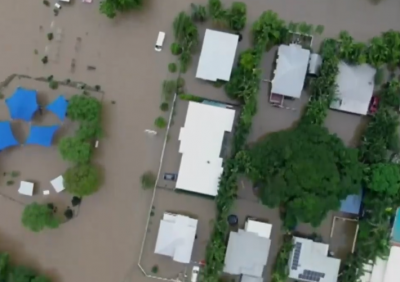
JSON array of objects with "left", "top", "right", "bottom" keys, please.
[
  {"left": 191, "top": 266, "right": 199, "bottom": 282},
  {"left": 155, "top": 31, "right": 165, "bottom": 52}
]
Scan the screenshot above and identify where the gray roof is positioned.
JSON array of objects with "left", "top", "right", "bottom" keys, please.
[
  {"left": 241, "top": 275, "right": 264, "bottom": 282},
  {"left": 223, "top": 230, "right": 271, "bottom": 276},
  {"left": 288, "top": 237, "right": 341, "bottom": 282}
]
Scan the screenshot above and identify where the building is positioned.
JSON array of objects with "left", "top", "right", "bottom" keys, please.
[
  {"left": 359, "top": 246, "right": 400, "bottom": 282},
  {"left": 223, "top": 219, "right": 272, "bottom": 282},
  {"left": 330, "top": 62, "right": 376, "bottom": 115},
  {"left": 288, "top": 237, "right": 341, "bottom": 282},
  {"left": 176, "top": 102, "right": 235, "bottom": 196},
  {"left": 271, "top": 44, "right": 311, "bottom": 99},
  {"left": 196, "top": 29, "right": 239, "bottom": 82},
  {"left": 154, "top": 213, "right": 198, "bottom": 263}
]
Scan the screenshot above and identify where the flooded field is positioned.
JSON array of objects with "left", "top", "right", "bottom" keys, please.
[{"left": 0, "top": 0, "right": 399, "bottom": 282}]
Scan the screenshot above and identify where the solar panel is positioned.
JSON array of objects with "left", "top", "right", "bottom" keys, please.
[
  {"left": 291, "top": 242, "right": 302, "bottom": 270},
  {"left": 299, "top": 270, "right": 325, "bottom": 282}
]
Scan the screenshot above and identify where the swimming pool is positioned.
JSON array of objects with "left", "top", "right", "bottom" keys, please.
[{"left": 392, "top": 208, "right": 400, "bottom": 244}]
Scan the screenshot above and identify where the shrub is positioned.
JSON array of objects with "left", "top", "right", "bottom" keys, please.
[
  {"left": 49, "top": 80, "right": 58, "bottom": 90},
  {"left": 170, "top": 42, "right": 182, "bottom": 55},
  {"left": 177, "top": 77, "right": 185, "bottom": 88},
  {"left": 151, "top": 265, "right": 159, "bottom": 274},
  {"left": 141, "top": 171, "right": 156, "bottom": 189},
  {"left": 160, "top": 102, "right": 169, "bottom": 112},
  {"left": 179, "top": 94, "right": 203, "bottom": 102},
  {"left": 168, "top": 63, "right": 177, "bottom": 73},
  {"left": 162, "top": 80, "right": 176, "bottom": 101},
  {"left": 154, "top": 117, "right": 167, "bottom": 129},
  {"left": 47, "top": 33, "right": 53, "bottom": 41},
  {"left": 41, "top": 56, "right": 48, "bottom": 64}
]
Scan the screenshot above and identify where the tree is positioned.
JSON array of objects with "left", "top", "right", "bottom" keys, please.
[
  {"left": 64, "top": 164, "right": 100, "bottom": 197},
  {"left": 365, "top": 163, "right": 400, "bottom": 195},
  {"left": 382, "top": 30, "right": 400, "bottom": 69},
  {"left": 367, "top": 36, "right": 389, "bottom": 68},
  {"left": 58, "top": 137, "right": 93, "bottom": 164},
  {"left": 76, "top": 121, "right": 103, "bottom": 141},
  {"left": 9, "top": 266, "right": 36, "bottom": 282},
  {"left": 67, "top": 95, "right": 101, "bottom": 122},
  {"left": 170, "top": 42, "right": 182, "bottom": 55},
  {"left": 207, "top": 0, "right": 228, "bottom": 27},
  {"left": 21, "top": 203, "right": 60, "bottom": 232},
  {"left": 100, "top": 0, "right": 143, "bottom": 19},
  {"left": 244, "top": 124, "right": 363, "bottom": 227},
  {"left": 252, "top": 10, "right": 286, "bottom": 48},
  {"left": 239, "top": 50, "right": 256, "bottom": 70},
  {"left": 0, "top": 253, "right": 10, "bottom": 282},
  {"left": 31, "top": 276, "right": 51, "bottom": 282},
  {"left": 154, "top": 117, "right": 167, "bottom": 129},
  {"left": 228, "top": 2, "right": 246, "bottom": 32},
  {"left": 190, "top": 3, "right": 207, "bottom": 22},
  {"left": 141, "top": 171, "right": 156, "bottom": 189}
]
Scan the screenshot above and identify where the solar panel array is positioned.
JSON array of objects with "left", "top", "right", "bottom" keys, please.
[
  {"left": 291, "top": 242, "right": 302, "bottom": 270},
  {"left": 298, "top": 270, "right": 325, "bottom": 282}
]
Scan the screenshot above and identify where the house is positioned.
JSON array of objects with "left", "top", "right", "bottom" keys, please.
[
  {"left": 196, "top": 29, "right": 239, "bottom": 82},
  {"left": 223, "top": 219, "right": 272, "bottom": 281},
  {"left": 359, "top": 246, "right": 400, "bottom": 282},
  {"left": 176, "top": 102, "right": 235, "bottom": 196},
  {"left": 330, "top": 62, "right": 376, "bottom": 115},
  {"left": 154, "top": 213, "right": 198, "bottom": 263},
  {"left": 288, "top": 237, "right": 341, "bottom": 282},
  {"left": 271, "top": 44, "right": 311, "bottom": 99}
]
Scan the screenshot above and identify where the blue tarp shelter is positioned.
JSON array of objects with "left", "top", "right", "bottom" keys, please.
[
  {"left": 6, "top": 87, "right": 39, "bottom": 121},
  {"left": 25, "top": 125, "right": 59, "bottom": 147},
  {"left": 0, "top": 121, "right": 19, "bottom": 150},
  {"left": 46, "top": 95, "right": 68, "bottom": 121},
  {"left": 340, "top": 191, "right": 363, "bottom": 215}
]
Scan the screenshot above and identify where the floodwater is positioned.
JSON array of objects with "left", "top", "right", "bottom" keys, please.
[{"left": 0, "top": 0, "right": 399, "bottom": 282}]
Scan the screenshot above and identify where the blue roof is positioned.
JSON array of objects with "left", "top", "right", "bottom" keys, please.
[
  {"left": 0, "top": 121, "right": 19, "bottom": 150},
  {"left": 25, "top": 125, "right": 59, "bottom": 147},
  {"left": 340, "top": 192, "right": 363, "bottom": 215},
  {"left": 46, "top": 95, "right": 68, "bottom": 121},
  {"left": 6, "top": 87, "right": 39, "bottom": 121}
]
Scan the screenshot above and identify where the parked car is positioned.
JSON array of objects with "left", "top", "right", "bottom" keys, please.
[
  {"left": 155, "top": 32, "right": 165, "bottom": 52},
  {"left": 163, "top": 173, "right": 177, "bottom": 181},
  {"left": 368, "top": 96, "right": 379, "bottom": 115},
  {"left": 191, "top": 266, "right": 199, "bottom": 282}
]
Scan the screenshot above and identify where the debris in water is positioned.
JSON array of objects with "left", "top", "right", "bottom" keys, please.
[
  {"left": 41, "top": 56, "right": 48, "bottom": 64},
  {"left": 87, "top": 66, "right": 96, "bottom": 71},
  {"left": 70, "top": 59, "right": 76, "bottom": 72}
]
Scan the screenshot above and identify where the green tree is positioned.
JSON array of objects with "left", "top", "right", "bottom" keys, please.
[
  {"left": 31, "top": 276, "right": 51, "bottom": 282},
  {"left": 239, "top": 50, "right": 255, "bottom": 70},
  {"left": 365, "top": 163, "right": 400, "bottom": 195},
  {"left": 64, "top": 164, "right": 100, "bottom": 197},
  {"left": 252, "top": 10, "right": 286, "bottom": 48},
  {"left": 141, "top": 171, "right": 156, "bottom": 189},
  {"left": 76, "top": 121, "right": 103, "bottom": 141},
  {"left": 22, "top": 203, "right": 60, "bottom": 232},
  {"left": 190, "top": 3, "right": 207, "bottom": 22},
  {"left": 382, "top": 30, "right": 400, "bottom": 69},
  {"left": 9, "top": 266, "right": 36, "bottom": 282},
  {"left": 154, "top": 117, "right": 167, "bottom": 129},
  {"left": 170, "top": 42, "right": 182, "bottom": 55},
  {"left": 208, "top": 0, "right": 228, "bottom": 27},
  {"left": 67, "top": 95, "right": 102, "bottom": 122},
  {"left": 100, "top": 0, "right": 143, "bottom": 19},
  {"left": 244, "top": 124, "right": 363, "bottom": 227},
  {"left": 228, "top": 2, "right": 247, "bottom": 31},
  {"left": 58, "top": 137, "right": 93, "bottom": 164},
  {"left": 367, "top": 36, "right": 389, "bottom": 68},
  {"left": 0, "top": 253, "right": 10, "bottom": 282}
]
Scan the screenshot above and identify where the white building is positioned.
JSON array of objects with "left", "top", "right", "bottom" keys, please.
[
  {"left": 196, "top": 29, "right": 239, "bottom": 82},
  {"left": 271, "top": 44, "right": 311, "bottom": 99},
  {"left": 330, "top": 62, "right": 376, "bottom": 115},
  {"left": 288, "top": 237, "right": 341, "bottom": 282},
  {"left": 176, "top": 102, "right": 235, "bottom": 196},
  {"left": 359, "top": 246, "right": 400, "bottom": 282},
  {"left": 154, "top": 213, "right": 198, "bottom": 263},
  {"left": 224, "top": 219, "right": 272, "bottom": 282}
]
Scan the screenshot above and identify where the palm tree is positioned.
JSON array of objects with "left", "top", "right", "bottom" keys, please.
[{"left": 190, "top": 3, "right": 207, "bottom": 22}]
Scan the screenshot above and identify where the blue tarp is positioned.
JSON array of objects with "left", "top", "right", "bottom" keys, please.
[
  {"left": 6, "top": 87, "right": 39, "bottom": 121},
  {"left": 340, "top": 191, "right": 363, "bottom": 215},
  {"left": 0, "top": 121, "right": 19, "bottom": 150},
  {"left": 25, "top": 125, "right": 59, "bottom": 147},
  {"left": 46, "top": 95, "right": 68, "bottom": 121}
]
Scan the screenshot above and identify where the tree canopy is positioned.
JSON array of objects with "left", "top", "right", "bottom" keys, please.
[
  {"left": 58, "top": 137, "right": 93, "bottom": 164},
  {"left": 76, "top": 121, "right": 103, "bottom": 141},
  {"left": 21, "top": 203, "right": 60, "bottom": 232},
  {"left": 9, "top": 266, "right": 36, "bottom": 282},
  {"left": 228, "top": 2, "right": 247, "bottom": 32},
  {"left": 64, "top": 164, "right": 100, "bottom": 197},
  {"left": 0, "top": 253, "right": 9, "bottom": 282},
  {"left": 100, "top": 0, "right": 143, "bottom": 18},
  {"left": 242, "top": 124, "right": 363, "bottom": 228},
  {"left": 67, "top": 95, "right": 102, "bottom": 122},
  {"left": 365, "top": 163, "right": 400, "bottom": 196}
]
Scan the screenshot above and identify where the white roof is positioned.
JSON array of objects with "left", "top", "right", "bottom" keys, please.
[
  {"left": 154, "top": 213, "right": 198, "bottom": 263},
  {"left": 330, "top": 62, "right": 376, "bottom": 115},
  {"left": 18, "top": 181, "right": 34, "bottom": 196},
  {"left": 271, "top": 44, "right": 310, "bottom": 98},
  {"left": 196, "top": 29, "right": 239, "bottom": 82},
  {"left": 289, "top": 237, "right": 341, "bottom": 282},
  {"left": 50, "top": 175, "right": 65, "bottom": 193},
  {"left": 176, "top": 102, "right": 235, "bottom": 196},
  {"left": 245, "top": 220, "right": 272, "bottom": 239}
]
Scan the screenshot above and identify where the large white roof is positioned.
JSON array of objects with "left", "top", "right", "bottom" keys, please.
[
  {"left": 330, "top": 62, "right": 376, "bottom": 115},
  {"left": 245, "top": 220, "right": 272, "bottom": 239},
  {"left": 289, "top": 237, "right": 341, "bottom": 282},
  {"left": 154, "top": 213, "right": 198, "bottom": 263},
  {"left": 196, "top": 29, "right": 239, "bottom": 82},
  {"left": 176, "top": 102, "right": 235, "bottom": 196},
  {"left": 271, "top": 44, "right": 310, "bottom": 98}
]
